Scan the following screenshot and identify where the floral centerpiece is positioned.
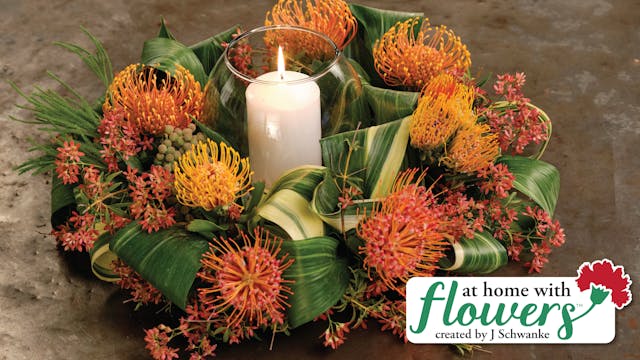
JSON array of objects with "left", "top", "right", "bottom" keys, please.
[{"left": 12, "top": 0, "right": 564, "bottom": 358}]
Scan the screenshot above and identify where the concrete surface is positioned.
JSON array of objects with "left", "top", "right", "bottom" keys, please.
[{"left": 1, "top": 0, "right": 638, "bottom": 359}]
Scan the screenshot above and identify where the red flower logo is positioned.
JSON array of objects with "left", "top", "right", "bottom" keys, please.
[{"left": 576, "top": 259, "right": 632, "bottom": 310}]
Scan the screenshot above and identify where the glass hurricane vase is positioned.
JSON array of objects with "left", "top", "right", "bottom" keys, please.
[{"left": 205, "top": 25, "right": 365, "bottom": 186}]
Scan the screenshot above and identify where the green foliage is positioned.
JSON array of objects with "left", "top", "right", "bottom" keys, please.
[
  {"left": 141, "top": 37, "right": 208, "bottom": 86},
  {"left": 254, "top": 166, "right": 326, "bottom": 240},
  {"left": 54, "top": 27, "right": 114, "bottom": 89},
  {"left": 90, "top": 233, "right": 120, "bottom": 282},
  {"left": 363, "top": 84, "right": 418, "bottom": 125},
  {"left": 320, "top": 116, "right": 411, "bottom": 199},
  {"left": 110, "top": 223, "right": 209, "bottom": 310},
  {"left": 189, "top": 26, "right": 240, "bottom": 76},
  {"left": 498, "top": 155, "right": 560, "bottom": 216},
  {"left": 281, "top": 236, "right": 349, "bottom": 328},
  {"left": 440, "top": 232, "right": 508, "bottom": 274}
]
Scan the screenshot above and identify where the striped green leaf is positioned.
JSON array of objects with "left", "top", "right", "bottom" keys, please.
[
  {"left": 90, "top": 233, "right": 119, "bottom": 282},
  {"left": 254, "top": 166, "right": 326, "bottom": 240},
  {"left": 189, "top": 25, "right": 240, "bottom": 76},
  {"left": 320, "top": 116, "right": 411, "bottom": 198},
  {"left": 141, "top": 37, "right": 207, "bottom": 86},
  {"left": 498, "top": 155, "right": 560, "bottom": 216},
  {"left": 281, "top": 236, "right": 349, "bottom": 328},
  {"left": 186, "top": 219, "right": 228, "bottom": 239},
  {"left": 51, "top": 174, "right": 76, "bottom": 227},
  {"left": 440, "top": 232, "right": 508, "bottom": 274},
  {"left": 364, "top": 84, "right": 418, "bottom": 125},
  {"left": 110, "top": 223, "right": 209, "bottom": 309},
  {"left": 157, "top": 18, "right": 175, "bottom": 40},
  {"left": 267, "top": 166, "right": 326, "bottom": 200},
  {"left": 310, "top": 175, "right": 375, "bottom": 232}
]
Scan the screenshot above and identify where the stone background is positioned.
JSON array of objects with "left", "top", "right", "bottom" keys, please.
[{"left": 0, "top": 0, "right": 638, "bottom": 359}]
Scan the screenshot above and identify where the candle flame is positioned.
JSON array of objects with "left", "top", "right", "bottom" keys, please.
[{"left": 277, "top": 46, "right": 285, "bottom": 80}]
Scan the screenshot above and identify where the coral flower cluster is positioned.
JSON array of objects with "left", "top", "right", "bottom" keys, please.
[
  {"left": 198, "top": 228, "right": 294, "bottom": 329},
  {"left": 373, "top": 17, "right": 471, "bottom": 90},
  {"left": 357, "top": 169, "right": 448, "bottom": 292}
]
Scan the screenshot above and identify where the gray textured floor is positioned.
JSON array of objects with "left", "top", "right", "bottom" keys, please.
[{"left": 1, "top": 0, "right": 638, "bottom": 359}]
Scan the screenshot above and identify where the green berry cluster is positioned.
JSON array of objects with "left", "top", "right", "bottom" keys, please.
[{"left": 154, "top": 123, "right": 206, "bottom": 170}]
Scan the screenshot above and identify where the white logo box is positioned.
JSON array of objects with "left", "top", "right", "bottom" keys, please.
[{"left": 406, "top": 277, "right": 615, "bottom": 344}]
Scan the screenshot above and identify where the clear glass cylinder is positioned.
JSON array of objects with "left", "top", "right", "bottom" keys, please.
[{"left": 205, "top": 25, "right": 365, "bottom": 186}]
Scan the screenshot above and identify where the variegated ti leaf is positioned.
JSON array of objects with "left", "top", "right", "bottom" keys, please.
[
  {"left": 440, "top": 232, "right": 508, "bottom": 274},
  {"left": 89, "top": 233, "right": 119, "bottom": 282},
  {"left": 253, "top": 166, "right": 326, "bottom": 240},
  {"left": 316, "top": 117, "right": 411, "bottom": 232},
  {"left": 110, "top": 223, "right": 209, "bottom": 310},
  {"left": 281, "top": 236, "right": 349, "bottom": 328},
  {"left": 141, "top": 37, "right": 208, "bottom": 86},
  {"left": 363, "top": 84, "right": 418, "bottom": 125},
  {"left": 310, "top": 174, "right": 376, "bottom": 233},
  {"left": 498, "top": 155, "right": 560, "bottom": 216},
  {"left": 320, "top": 116, "right": 411, "bottom": 199},
  {"left": 51, "top": 174, "right": 76, "bottom": 227}
]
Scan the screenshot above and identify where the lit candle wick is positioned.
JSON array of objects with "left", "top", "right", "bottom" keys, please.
[{"left": 277, "top": 46, "right": 285, "bottom": 81}]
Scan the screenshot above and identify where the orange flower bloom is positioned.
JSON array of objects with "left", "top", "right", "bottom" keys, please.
[
  {"left": 104, "top": 64, "right": 203, "bottom": 135},
  {"left": 357, "top": 169, "right": 448, "bottom": 293},
  {"left": 373, "top": 17, "right": 471, "bottom": 90},
  {"left": 198, "top": 228, "right": 294, "bottom": 328},
  {"left": 410, "top": 73, "right": 475, "bottom": 151},
  {"left": 174, "top": 139, "right": 252, "bottom": 211},
  {"left": 265, "top": 0, "right": 357, "bottom": 59},
  {"left": 444, "top": 123, "right": 500, "bottom": 173}
]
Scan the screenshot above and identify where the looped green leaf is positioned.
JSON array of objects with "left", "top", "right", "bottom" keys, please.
[
  {"left": 498, "top": 155, "right": 560, "bottom": 216},
  {"left": 364, "top": 84, "right": 418, "bottom": 125},
  {"left": 253, "top": 166, "right": 327, "bottom": 240},
  {"left": 110, "top": 223, "right": 209, "bottom": 310},
  {"left": 281, "top": 236, "right": 349, "bottom": 328},
  {"left": 90, "top": 233, "right": 120, "bottom": 282},
  {"left": 189, "top": 25, "right": 240, "bottom": 76},
  {"left": 310, "top": 174, "right": 375, "bottom": 233},
  {"left": 141, "top": 37, "right": 207, "bottom": 86},
  {"left": 51, "top": 174, "right": 76, "bottom": 227},
  {"left": 320, "top": 116, "right": 411, "bottom": 199},
  {"left": 440, "top": 232, "right": 508, "bottom": 274}
]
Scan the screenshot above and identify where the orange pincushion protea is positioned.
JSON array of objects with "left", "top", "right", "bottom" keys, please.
[
  {"left": 104, "top": 64, "right": 203, "bottom": 135},
  {"left": 373, "top": 17, "right": 471, "bottom": 91},
  {"left": 410, "top": 73, "right": 475, "bottom": 151},
  {"left": 198, "top": 228, "right": 294, "bottom": 328},
  {"left": 265, "top": 0, "right": 357, "bottom": 59},
  {"left": 173, "top": 139, "right": 252, "bottom": 211},
  {"left": 444, "top": 123, "right": 500, "bottom": 173},
  {"left": 357, "top": 169, "right": 448, "bottom": 293}
]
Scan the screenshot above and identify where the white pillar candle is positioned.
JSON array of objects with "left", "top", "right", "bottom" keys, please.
[{"left": 245, "top": 47, "right": 322, "bottom": 187}]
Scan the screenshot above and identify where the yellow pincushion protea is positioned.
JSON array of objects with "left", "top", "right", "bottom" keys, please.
[
  {"left": 174, "top": 139, "right": 253, "bottom": 211},
  {"left": 104, "top": 64, "right": 204, "bottom": 135},
  {"left": 443, "top": 123, "right": 500, "bottom": 174},
  {"left": 373, "top": 17, "right": 471, "bottom": 91},
  {"left": 410, "top": 73, "right": 475, "bottom": 151}
]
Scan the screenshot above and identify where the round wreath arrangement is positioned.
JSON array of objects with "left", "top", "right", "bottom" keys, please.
[{"left": 13, "top": 0, "right": 565, "bottom": 358}]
